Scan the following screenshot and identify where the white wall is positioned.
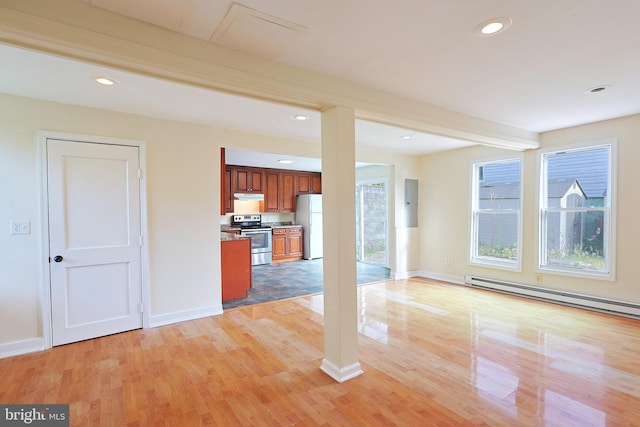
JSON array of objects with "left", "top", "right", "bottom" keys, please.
[
  {"left": 418, "top": 114, "right": 640, "bottom": 304},
  {"left": 0, "top": 96, "right": 42, "bottom": 344},
  {"left": 0, "top": 93, "right": 221, "bottom": 347},
  {"left": 0, "top": 92, "right": 422, "bottom": 354}
]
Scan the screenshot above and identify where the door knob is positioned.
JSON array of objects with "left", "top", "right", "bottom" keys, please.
[{"left": 53, "top": 255, "right": 63, "bottom": 262}]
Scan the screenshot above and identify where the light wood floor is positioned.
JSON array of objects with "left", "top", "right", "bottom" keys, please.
[{"left": 2, "top": 278, "right": 640, "bottom": 426}]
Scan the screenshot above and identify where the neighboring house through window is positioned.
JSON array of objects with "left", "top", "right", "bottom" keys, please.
[
  {"left": 539, "top": 142, "right": 614, "bottom": 278},
  {"left": 470, "top": 158, "right": 522, "bottom": 270}
]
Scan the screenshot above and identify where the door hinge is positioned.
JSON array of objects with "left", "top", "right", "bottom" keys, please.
[
  {"left": 138, "top": 168, "right": 143, "bottom": 179},
  {"left": 139, "top": 236, "right": 143, "bottom": 247},
  {"left": 139, "top": 302, "right": 144, "bottom": 313}
]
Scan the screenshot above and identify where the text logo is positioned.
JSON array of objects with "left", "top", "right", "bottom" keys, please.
[{"left": 0, "top": 405, "right": 69, "bottom": 426}]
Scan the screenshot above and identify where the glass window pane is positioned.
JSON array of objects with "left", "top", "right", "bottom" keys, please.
[
  {"left": 540, "top": 144, "right": 611, "bottom": 276},
  {"left": 545, "top": 147, "right": 609, "bottom": 207},
  {"left": 477, "top": 212, "right": 519, "bottom": 261},
  {"left": 471, "top": 158, "right": 521, "bottom": 268},
  {"left": 543, "top": 210, "right": 606, "bottom": 272}
]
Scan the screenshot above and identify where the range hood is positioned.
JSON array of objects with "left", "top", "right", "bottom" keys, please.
[{"left": 234, "top": 193, "right": 264, "bottom": 201}]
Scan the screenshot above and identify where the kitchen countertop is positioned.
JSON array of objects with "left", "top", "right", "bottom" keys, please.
[
  {"left": 221, "top": 225, "right": 241, "bottom": 231},
  {"left": 264, "top": 222, "right": 302, "bottom": 228},
  {"left": 221, "top": 231, "right": 250, "bottom": 241}
]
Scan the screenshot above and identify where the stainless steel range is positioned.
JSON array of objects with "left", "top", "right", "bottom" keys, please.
[{"left": 231, "top": 214, "right": 272, "bottom": 266}]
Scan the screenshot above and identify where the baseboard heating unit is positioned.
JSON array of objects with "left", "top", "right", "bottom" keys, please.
[{"left": 464, "top": 276, "right": 640, "bottom": 319}]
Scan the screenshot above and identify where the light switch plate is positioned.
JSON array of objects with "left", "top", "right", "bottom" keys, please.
[{"left": 10, "top": 220, "right": 30, "bottom": 235}]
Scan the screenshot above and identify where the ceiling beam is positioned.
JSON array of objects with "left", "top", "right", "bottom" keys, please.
[{"left": 0, "top": 1, "right": 539, "bottom": 151}]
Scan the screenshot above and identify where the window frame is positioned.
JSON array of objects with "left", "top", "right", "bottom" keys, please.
[
  {"left": 469, "top": 156, "right": 523, "bottom": 272},
  {"left": 537, "top": 140, "right": 617, "bottom": 280}
]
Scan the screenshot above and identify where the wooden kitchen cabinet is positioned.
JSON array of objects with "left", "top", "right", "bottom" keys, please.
[
  {"left": 221, "top": 148, "right": 227, "bottom": 215},
  {"left": 287, "top": 227, "right": 303, "bottom": 258},
  {"left": 223, "top": 164, "right": 321, "bottom": 214},
  {"left": 272, "top": 227, "right": 303, "bottom": 263},
  {"left": 223, "top": 166, "right": 233, "bottom": 213},
  {"left": 264, "top": 170, "right": 280, "bottom": 212},
  {"left": 279, "top": 171, "right": 296, "bottom": 212},
  {"left": 272, "top": 228, "right": 287, "bottom": 259},
  {"left": 233, "top": 166, "right": 264, "bottom": 193},
  {"left": 264, "top": 170, "right": 297, "bottom": 213},
  {"left": 296, "top": 172, "right": 322, "bottom": 194},
  {"left": 221, "top": 237, "right": 252, "bottom": 301}
]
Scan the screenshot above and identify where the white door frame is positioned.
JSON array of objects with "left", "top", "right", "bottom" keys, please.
[{"left": 38, "top": 130, "right": 151, "bottom": 349}]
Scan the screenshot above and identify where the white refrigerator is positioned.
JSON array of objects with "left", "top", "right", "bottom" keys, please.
[{"left": 296, "top": 194, "right": 323, "bottom": 259}]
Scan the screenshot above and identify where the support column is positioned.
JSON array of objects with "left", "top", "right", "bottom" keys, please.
[{"left": 319, "top": 106, "right": 363, "bottom": 382}]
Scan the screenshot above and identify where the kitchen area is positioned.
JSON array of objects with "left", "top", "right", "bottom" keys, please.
[
  {"left": 219, "top": 148, "right": 390, "bottom": 308},
  {"left": 219, "top": 147, "right": 325, "bottom": 306}
]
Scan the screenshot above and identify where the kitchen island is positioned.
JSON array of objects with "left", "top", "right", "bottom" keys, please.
[{"left": 221, "top": 232, "right": 252, "bottom": 302}]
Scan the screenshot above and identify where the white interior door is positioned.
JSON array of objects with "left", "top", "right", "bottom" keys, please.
[{"left": 47, "top": 138, "right": 143, "bottom": 346}]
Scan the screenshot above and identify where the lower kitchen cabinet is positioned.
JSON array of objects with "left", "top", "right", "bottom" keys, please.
[
  {"left": 221, "top": 237, "right": 251, "bottom": 301},
  {"left": 272, "top": 226, "right": 303, "bottom": 263}
]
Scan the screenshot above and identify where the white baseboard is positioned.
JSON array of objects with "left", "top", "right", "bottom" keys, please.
[
  {"left": 148, "top": 304, "right": 223, "bottom": 328},
  {"left": 0, "top": 337, "right": 44, "bottom": 359},
  {"left": 1, "top": 305, "right": 224, "bottom": 359},
  {"left": 320, "top": 359, "right": 364, "bottom": 383},
  {"left": 417, "top": 271, "right": 465, "bottom": 285},
  {"left": 391, "top": 270, "right": 420, "bottom": 280}
]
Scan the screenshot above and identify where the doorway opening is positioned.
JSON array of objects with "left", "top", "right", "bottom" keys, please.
[{"left": 356, "top": 179, "right": 389, "bottom": 267}]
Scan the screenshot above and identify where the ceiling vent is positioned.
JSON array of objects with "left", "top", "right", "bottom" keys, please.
[{"left": 211, "top": 3, "right": 307, "bottom": 60}]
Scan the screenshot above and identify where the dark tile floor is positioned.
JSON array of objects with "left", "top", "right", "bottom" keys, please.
[{"left": 222, "top": 259, "right": 391, "bottom": 309}]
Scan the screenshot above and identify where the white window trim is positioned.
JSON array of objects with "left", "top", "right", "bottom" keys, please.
[
  {"left": 536, "top": 139, "right": 617, "bottom": 281},
  {"left": 469, "top": 156, "right": 523, "bottom": 272}
]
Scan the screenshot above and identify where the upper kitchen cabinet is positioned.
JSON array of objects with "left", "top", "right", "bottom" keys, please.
[
  {"left": 233, "top": 166, "right": 264, "bottom": 193},
  {"left": 221, "top": 148, "right": 230, "bottom": 215},
  {"left": 296, "top": 172, "right": 322, "bottom": 194},
  {"left": 223, "top": 166, "right": 233, "bottom": 213},
  {"left": 265, "top": 170, "right": 297, "bottom": 213},
  {"left": 221, "top": 162, "right": 322, "bottom": 214},
  {"left": 280, "top": 171, "right": 297, "bottom": 212},
  {"left": 264, "top": 170, "right": 280, "bottom": 212}
]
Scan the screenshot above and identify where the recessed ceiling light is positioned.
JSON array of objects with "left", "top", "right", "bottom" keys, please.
[
  {"left": 586, "top": 85, "right": 611, "bottom": 94},
  {"left": 95, "top": 76, "right": 118, "bottom": 86},
  {"left": 292, "top": 114, "right": 308, "bottom": 121},
  {"left": 278, "top": 159, "right": 293, "bottom": 164},
  {"left": 401, "top": 135, "right": 412, "bottom": 140},
  {"left": 475, "top": 17, "right": 512, "bottom": 36}
]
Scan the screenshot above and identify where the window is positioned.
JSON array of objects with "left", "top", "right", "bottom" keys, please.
[
  {"left": 470, "top": 158, "right": 522, "bottom": 270},
  {"left": 539, "top": 143, "right": 614, "bottom": 277}
]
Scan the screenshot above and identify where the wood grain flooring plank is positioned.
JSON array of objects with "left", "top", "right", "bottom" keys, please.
[{"left": 2, "top": 278, "right": 640, "bottom": 426}]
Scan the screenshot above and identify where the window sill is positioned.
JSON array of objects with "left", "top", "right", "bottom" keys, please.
[
  {"left": 538, "top": 265, "right": 614, "bottom": 281},
  {"left": 470, "top": 258, "right": 521, "bottom": 273}
]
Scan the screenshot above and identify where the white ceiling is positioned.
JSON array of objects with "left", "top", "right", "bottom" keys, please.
[
  {"left": 0, "top": 42, "right": 473, "bottom": 165},
  {"left": 3, "top": 1, "right": 640, "bottom": 166}
]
